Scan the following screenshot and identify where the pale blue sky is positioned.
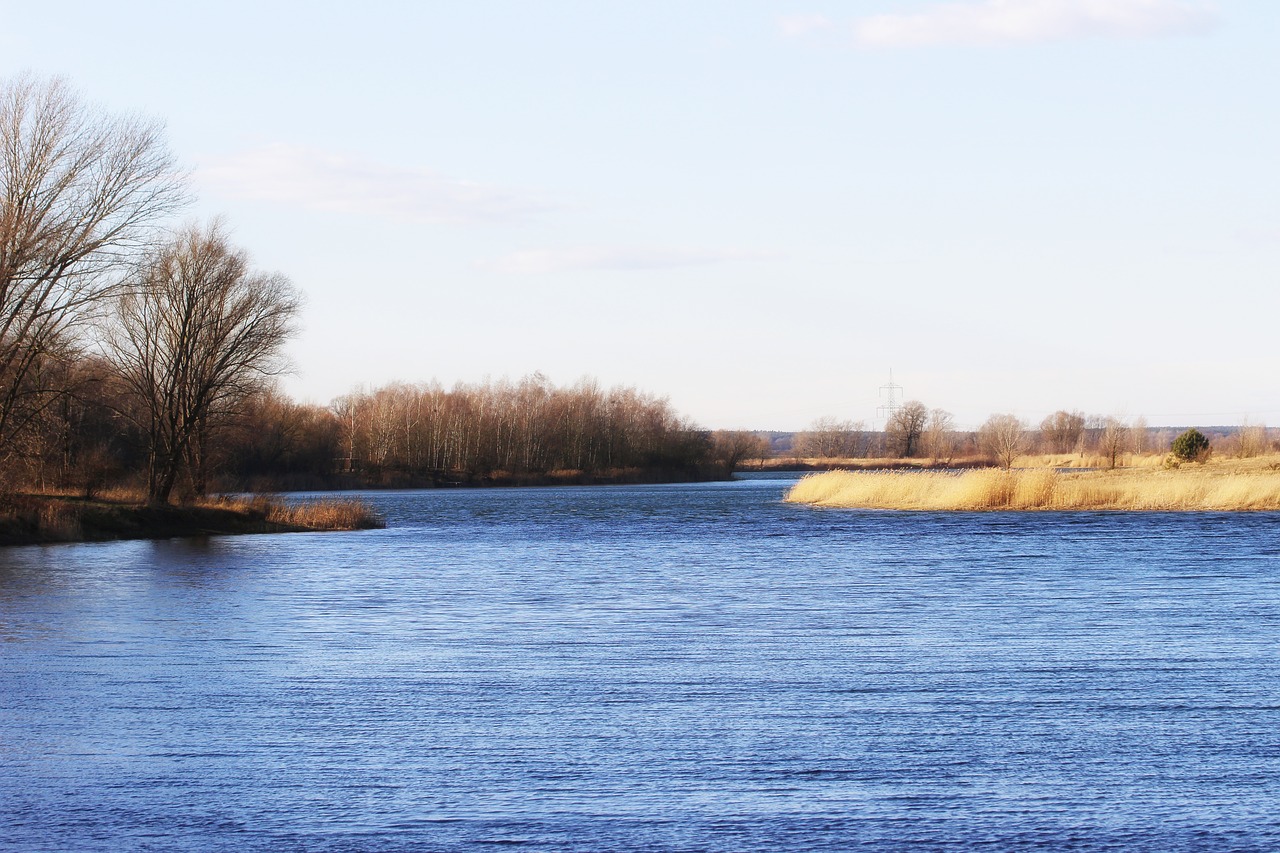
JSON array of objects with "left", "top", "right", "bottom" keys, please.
[{"left": 3, "top": 1, "right": 1276, "bottom": 429}]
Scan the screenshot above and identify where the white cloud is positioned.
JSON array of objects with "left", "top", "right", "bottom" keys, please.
[
  {"left": 198, "top": 143, "right": 551, "bottom": 225},
  {"left": 482, "top": 245, "right": 772, "bottom": 275},
  {"left": 778, "top": 15, "right": 835, "bottom": 38},
  {"left": 854, "top": 0, "right": 1218, "bottom": 48}
]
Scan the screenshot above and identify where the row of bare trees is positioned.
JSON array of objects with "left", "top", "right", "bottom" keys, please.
[
  {"left": 329, "top": 376, "right": 711, "bottom": 481},
  {"left": 794, "top": 404, "right": 961, "bottom": 463},
  {"left": 793, "top": 403, "right": 1275, "bottom": 469}
]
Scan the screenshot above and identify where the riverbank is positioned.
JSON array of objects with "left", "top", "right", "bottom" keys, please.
[
  {"left": 785, "top": 455, "right": 1280, "bottom": 511},
  {"left": 0, "top": 494, "right": 385, "bottom": 546}
]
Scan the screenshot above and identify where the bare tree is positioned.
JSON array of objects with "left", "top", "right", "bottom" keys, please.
[
  {"left": 922, "top": 408, "right": 957, "bottom": 464},
  {"left": 1098, "top": 416, "right": 1130, "bottom": 469},
  {"left": 108, "top": 222, "right": 300, "bottom": 503},
  {"left": 1242, "top": 420, "right": 1268, "bottom": 458},
  {"left": 979, "top": 413, "right": 1028, "bottom": 469},
  {"left": 1130, "top": 415, "right": 1148, "bottom": 454},
  {"left": 1039, "top": 410, "right": 1085, "bottom": 454},
  {"left": 886, "top": 400, "right": 929, "bottom": 458},
  {"left": 794, "top": 416, "right": 865, "bottom": 459},
  {"left": 710, "top": 430, "right": 770, "bottom": 473},
  {"left": 0, "top": 75, "right": 186, "bottom": 467}
]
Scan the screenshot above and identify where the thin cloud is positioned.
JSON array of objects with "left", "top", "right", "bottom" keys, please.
[
  {"left": 199, "top": 143, "right": 552, "bottom": 225},
  {"left": 778, "top": 15, "right": 835, "bottom": 38},
  {"left": 482, "top": 246, "right": 773, "bottom": 275},
  {"left": 853, "top": 0, "right": 1218, "bottom": 48}
]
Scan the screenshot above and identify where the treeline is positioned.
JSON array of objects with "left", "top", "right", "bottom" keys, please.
[
  {"left": 329, "top": 376, "right": 714, "bottom": 486},
  {"left": 9, "top": 369, "right": 722, "bottom": 496},
  {"left": 0, "top": 74, "right": 729, "bottom": 501},
  {"left": 788, "top": 404, "right": 1276, "bottom": 468}
]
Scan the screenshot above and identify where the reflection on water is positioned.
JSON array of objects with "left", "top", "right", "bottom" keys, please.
[{"left": 2, "top": 478, "right": 1279, "bottom": 851}]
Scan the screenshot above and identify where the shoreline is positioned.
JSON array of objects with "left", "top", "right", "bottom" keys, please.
[
  {"left": 0, "top": 494, "right": 385, "bottom": 548},
  {"left": 785, "top": 458, "right": 1280, "bottom": 512},
  {"left": 245, "top": 465, "right": 728, "bottom": 492}
]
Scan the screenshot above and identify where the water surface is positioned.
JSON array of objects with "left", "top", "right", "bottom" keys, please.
[{"left": 2, "top": 476, "right": 1279, "bottom": 850}]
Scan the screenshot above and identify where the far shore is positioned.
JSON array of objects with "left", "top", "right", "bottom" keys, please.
[
  {"left": 785, "top": 454, "right": 1280, "bottom": 512},
  {"left": 753, "top": 451, "right": 1172, "bottom": 473},
  {"left": 265, "top": 465, "right": 728, "bottom": 492}
]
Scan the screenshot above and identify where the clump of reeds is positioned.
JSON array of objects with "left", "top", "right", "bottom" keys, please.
[
  {"left": 786, "top": 466, "right": 1280, "bottom": 512},
  {"left": 204, "top": 495, "right": 385, "bottom": 530},
  {"left": 265, "top": 498, "right": 385, "bottom": 530},
  {"left": 0, "top": 495, "right": 85, "bottom": 543},
  {"left": 91, "top": 485, "right": 151, "bottom": 504},
  {"left": 38, "top": 500, "right": 85, "bottom": 540}
]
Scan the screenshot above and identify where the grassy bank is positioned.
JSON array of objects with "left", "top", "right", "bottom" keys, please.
[
  {"left": 785, "top": 456, "right": 1280, "bottom": 511},
  {"left": 0, "top": 493, "right": 385, "bottom": 546}
]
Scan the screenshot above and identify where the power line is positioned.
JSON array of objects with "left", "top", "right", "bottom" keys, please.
[
  {"left": 877, "top": 369, "right": 902, "bottom": 424},
  {"left": 1139, "top": 410, "right": 1280, "bottom": 419}
]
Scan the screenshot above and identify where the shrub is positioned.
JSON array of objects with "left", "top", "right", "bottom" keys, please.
[{"left": 1171, "top": 428, "right": 1211, "bottom": 462}]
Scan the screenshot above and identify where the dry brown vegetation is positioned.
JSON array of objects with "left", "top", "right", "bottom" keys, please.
[
  {"left": 204, "top": 496, "right": 385, "bottom": 531},
  {"left": 760, "top": 455, "right": 986, "bottom": 471},
  {"left": 786, "top": 455, "right": 1280, "bottom": 512},
  {"left": 0, "top": 492, "right": 384, "bottom": 546}
]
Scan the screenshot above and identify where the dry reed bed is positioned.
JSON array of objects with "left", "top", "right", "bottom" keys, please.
[
  {"left": 206, "top": 496, "right": 385, "bottom": 530},
  {"left": 785, "top": 467, "right": 1280, "bottom": 512}
]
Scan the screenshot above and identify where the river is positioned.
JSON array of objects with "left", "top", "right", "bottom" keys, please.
[{"left": 2, "top": 475, "right": 1278, "bottom": 851}]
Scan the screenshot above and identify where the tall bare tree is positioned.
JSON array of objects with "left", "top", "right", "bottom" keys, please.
[
  {"left": 710, "top": 430, "right": 770, "bottom": 473},
  {"left": 1129, "top": 415, "right": 1149, "bottom": 454},
  {"left": 1039, "top": 410, "right": 1085, "bottom": 454},
  {"left": 0, "top": 75, "right": 186, "bottom": 467},
  {"left": 1098, "top": 416, "right": 1130, "bottom": 469},
  {"left": 979, "top": 413, "right": 1028, "bottom": 469},
  {"left": 922, "top": 408, "right": 957, "bottom": 463},
  {"left": 109, "top": 222, "right": 300, "bottom": 503},
  {"left": 886, "top": 400, "right": 929, "bottom": 458}
]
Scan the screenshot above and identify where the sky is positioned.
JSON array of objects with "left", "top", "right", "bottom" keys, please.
[{"left": 2, "top": 0, "right": 1277, "bottom": 430}]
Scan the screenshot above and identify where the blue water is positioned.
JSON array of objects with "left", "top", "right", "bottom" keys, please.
[{"left": 2, "top": 475, "right": 1279, "bottom": 851}]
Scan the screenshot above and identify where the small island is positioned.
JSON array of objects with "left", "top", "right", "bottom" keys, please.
[{"left": 786, "top": 453, "right": 1280, "bottom": 512}]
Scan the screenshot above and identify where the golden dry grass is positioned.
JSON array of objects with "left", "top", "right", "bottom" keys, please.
[
  {"left": 205, "top": 495, "right": 385, "bottom": 530},
  {"left": 761, "top": 456, "right": 977, "bottom": 470},
  {"left": 785, "top": 456, "right": 1280, "bottom": 511},
  {"left": 17, "top": 487, "right": 385, "bottom": 531},
  {"left": 1011, "top": 452, "right": 1170, "bottom": 470}
]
